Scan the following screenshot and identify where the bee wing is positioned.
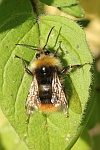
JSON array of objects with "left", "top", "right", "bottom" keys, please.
[
  {"left": 51, "top": 72, "right": 68, "bottom": 114},
  {"left": 26, "top": 75, "right": 41, "bottom": 114}
]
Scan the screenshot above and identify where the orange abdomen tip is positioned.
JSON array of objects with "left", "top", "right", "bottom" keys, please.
[{"left": 39, "top": 103, "right": 61, "bottom": 113}]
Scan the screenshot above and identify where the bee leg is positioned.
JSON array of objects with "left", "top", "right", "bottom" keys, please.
[
  {"left": 25, "top": 105, "right": 36, "bottom": 124},
  {"left": 60, "top": 63, "right": 90, "bottom": 74},
  {"left": 26, "top": 102, "right": 39, "bottom": 123},
  {"left": 15, "top": 55, "right": 33, "bottom": 75},
  {"left": 26, "top": 114, "right": 30, "bottom": 124},
  {"left": 25, "top": 103, "right": 33, "bottom": 124}
]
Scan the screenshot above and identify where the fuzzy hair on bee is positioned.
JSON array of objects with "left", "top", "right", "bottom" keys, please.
[{"left": 15, "top": 26, "right": 90, "bottom": 123}]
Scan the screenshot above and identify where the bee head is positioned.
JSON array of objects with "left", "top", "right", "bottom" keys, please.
[{"left": 35, "top": 49, "right": 51, "bottom": 59}]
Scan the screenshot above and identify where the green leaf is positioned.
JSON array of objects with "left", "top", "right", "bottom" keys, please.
[
  {"left": 87, "top": 64, "right": 100, "bottom": 128},
  {"left": 40, "top": 0, "right": 80, "bottom": 7},
  {"left": 40, "top": 0, "right": 83, "bottom": 18},
  {"left": 0, "top": 1, "right": 93, "bottom": 150},
  {"left": 58, "top": 4, "right": 84, "bottom": 18},
  {"left": 0, "top": 109, "right": 28, "bottom": 150}
]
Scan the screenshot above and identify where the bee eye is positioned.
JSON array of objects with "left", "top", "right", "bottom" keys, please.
[
  {"left": 36, "top": 53, "right": 40, "bottom": 58},
  {"left": 45, "top": 50, "right": 50, "bottom": 55}
]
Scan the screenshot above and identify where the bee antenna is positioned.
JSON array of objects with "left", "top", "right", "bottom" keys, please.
[
  {"left": 43, "top": 26, "right": 55, "bottom": 50},
  {"left": 15, "top": 44, "right": 40, "bottom": 51}
]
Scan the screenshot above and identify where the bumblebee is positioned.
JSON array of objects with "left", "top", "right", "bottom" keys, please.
[{"left": 15, "top": 27, "right": 89, "bottom": 122}]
